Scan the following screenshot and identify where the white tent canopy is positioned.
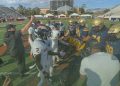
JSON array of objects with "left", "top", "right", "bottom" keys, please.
[
  {"left": 97, "top": 15, "right": 104, "bottom": 18},
  {"left": 80, "top": 14, "right": 92, "bottom": 18},
  {"left": 34, "top": 15, "right": 43, "bottom": 18},
  {"left": 44, "top": 13, "right": 54, "bottom": 18},
  {"left": 58, "top": 14, "right": 66, "bottom": 18},
  {"left": 69, "top": 13, "right": 80, "bottom": 17},
  {"left": 110, "top": 15, "right": 120, "bottom": 18},
  {"left": 109, "top": 15, "right": 120, "bottom": 21}
]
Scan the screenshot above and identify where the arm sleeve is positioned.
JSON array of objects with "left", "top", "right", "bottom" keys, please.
[{"left": 80, "top": 58, "right": 88, "bottom": 75}]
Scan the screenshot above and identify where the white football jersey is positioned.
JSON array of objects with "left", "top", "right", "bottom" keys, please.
[
  {"left": 32, "top": 39, "right": 47, "bottom": 56},
  {"left": 51, "top": 29, "right": 60, "bottom": 39},
  {"left": 32, "top": 38, "right": 50, "bottom": 72}
]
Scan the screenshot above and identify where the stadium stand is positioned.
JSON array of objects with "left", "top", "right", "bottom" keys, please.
[{"left": 0, "top": 5, "right": 25, "bottom": 22}]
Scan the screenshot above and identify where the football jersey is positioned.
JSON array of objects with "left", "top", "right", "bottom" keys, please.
[
  {"left": 106, "top": 40, "right": 120, "bottom": 55},
  {"left": 32, "top": 38, "right": 47, "bottom": 56},
  {"left": 51, "top": 29, "right": 60, "bottom": 39},
  {"left": 80, "top": 52, "right": 120, "bottom": 86},
  {"left": 90, "top": 26, "right": 108, "bottom": 47},
  {"left": 32, "top": 38, "right": 48, "bottom": 71}
]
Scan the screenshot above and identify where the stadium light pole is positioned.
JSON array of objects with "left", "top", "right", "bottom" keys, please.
[
  {"left": 49, "top": 0, "right": 51, "bottom": 11},
  {"left": 57, "top": 0, "right": 59, "bottom": 15},
  {"left": 65, "top": 0, "right": 67, "bottom": 15}
]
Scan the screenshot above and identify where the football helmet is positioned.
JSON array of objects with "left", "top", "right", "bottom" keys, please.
[
  {"left": 93, "top": 18, "right": 103, "bottom": 26},
  {"left": 108, "top": 24, "right": 120, "bottom": 39}
]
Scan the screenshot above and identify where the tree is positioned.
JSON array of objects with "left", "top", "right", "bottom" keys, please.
[
  {"left": 24, "top": 8, "right": 32, "bottom": 16},
  {"left": 17, "top": 5, "right": 26, "bottom": 15},
  {"left": 73, "top": 7, "right": 78, "bottom": 13},
  {"left": 53, "top": 11, "right": 58, "bottom": 15},
  {"left": 79, "top": 8, "right": 85, "bottom": 14},
  {"left": 81, "top": 4, "right": 86, "bottom": 9},
  {"left": 46, "top": 10, "right": 51, "bottom": 14},
  {"left": 32, "top": 7, "right": 40, "bottom": 15},
  {"left": 80, "top": 4, "right": 86, "bottom": 14},
  {"left": 16, "top": 5, "right": 40, "bottom": 16},
  {"left": 67, "top": 11, "right": 73, "bottom": 15},
  {"left": 10, "top": 7, "right": 16, "bottom": 11},
  {"left": 104, "top": 9, "right": 110, "bottom": 13}
]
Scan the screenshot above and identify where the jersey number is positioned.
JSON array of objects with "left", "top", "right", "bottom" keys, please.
[{"left": 36, "top": 48, "right": 40, "bottom": 53}]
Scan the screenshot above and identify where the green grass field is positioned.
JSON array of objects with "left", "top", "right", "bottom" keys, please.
[{"left": 0, "top": 18, "right": 119, "bottom": 86}]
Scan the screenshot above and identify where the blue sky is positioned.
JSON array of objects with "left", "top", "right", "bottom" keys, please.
[
  {"left": 74, "top": 0, "right": 120, "bottom": 9},
  {"left": 0, "top": 0, "right": 120, "bottom": 9}
]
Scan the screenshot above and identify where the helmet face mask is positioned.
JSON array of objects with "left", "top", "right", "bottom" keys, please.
[
  {"left": 34, "top": 29, "right": 41, "bottom": 39},
  {"left": 42, "top": 30, "right": 48, "bottom": 40},
  {"left": 34, "top": 29, "right": 49, "bottom": 40}
]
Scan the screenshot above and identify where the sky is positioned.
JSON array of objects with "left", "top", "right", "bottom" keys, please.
[
  {"left": 0, "top": 0, "right": 120, "bottom": 9},
  {"left": 74, "top": 0, "right": 120, "bottom": 9}
]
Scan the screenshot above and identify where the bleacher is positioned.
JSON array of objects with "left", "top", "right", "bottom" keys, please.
[{"left": 0, "top": 5, "right": 24, "bottom": 19}]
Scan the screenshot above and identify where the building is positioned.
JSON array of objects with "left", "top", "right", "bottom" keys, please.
[
  {"left": 40, "top": 8, "right": 50, "bottom": 14},
  {"left": 50, "top": 0, "right": 73, "bottom": 11}
]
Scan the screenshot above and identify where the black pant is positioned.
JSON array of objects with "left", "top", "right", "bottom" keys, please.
[
  {"left": 15, "top": 53, "right": 26, "bottom": 75},
  {"left": 0, "top": 58, "right": 3, "bottom": 65}
]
